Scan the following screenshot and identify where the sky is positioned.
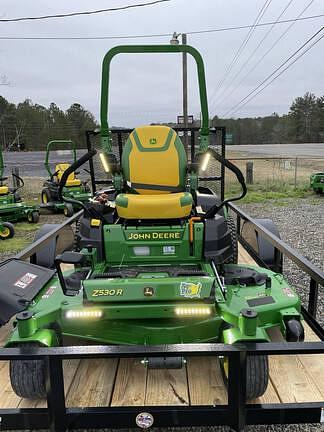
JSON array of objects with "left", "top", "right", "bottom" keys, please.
[{"left": 0, "top": 0, "right": 323, "bottom": 127}]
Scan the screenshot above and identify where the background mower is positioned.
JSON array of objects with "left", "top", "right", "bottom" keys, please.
[
  {"left": 41, "top": 139, "right": 92, "bottom": 216},
  {"left": 1, "top": 45, "right": 304, "bottom": 402},
  {"left": 0, "top": 146, "right": 39, "bottom": 224},
  {"left": 310, "top": 172, "right": 324, "bottom": 194}
]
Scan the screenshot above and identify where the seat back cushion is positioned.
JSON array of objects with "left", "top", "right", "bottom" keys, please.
[
  {"left": 121, "top": 125, "right": 187, "bottom": 194},
  {"left": 54, "top": 163, "right": 81, "bottom": 187}
]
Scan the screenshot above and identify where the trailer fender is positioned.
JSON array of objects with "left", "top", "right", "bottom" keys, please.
[
  {"left": 241, "top": 218, "right": 283, "bottom": 272},
  {"left": 33, "top": 223, "right": 74, "bottom": 269}
]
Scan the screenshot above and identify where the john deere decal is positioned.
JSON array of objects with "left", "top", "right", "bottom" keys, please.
[{"left": 179, "top": 282, "right": 202, "bottom": 298}]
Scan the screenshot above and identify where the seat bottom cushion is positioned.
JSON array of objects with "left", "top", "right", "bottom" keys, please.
[
  {"left": 65, "top": 179, "right": 81, "bottom": 187},
  {"left": 116, "top": 192, "right": 193, "bottom": 219}
]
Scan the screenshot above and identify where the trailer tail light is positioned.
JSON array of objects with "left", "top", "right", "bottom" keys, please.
[
  {"left": 175, "top": 307, "right": 212, "bottom": 316},
  {"left": 65, "top": 310, "right": 103, "bottom": 319}
]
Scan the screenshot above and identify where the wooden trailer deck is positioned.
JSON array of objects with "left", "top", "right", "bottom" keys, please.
[{"left": 0, "top": 244, "right": 323, "bottom": 410}]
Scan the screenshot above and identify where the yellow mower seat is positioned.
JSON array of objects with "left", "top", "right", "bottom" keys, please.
[
  {"left": 116, "top": 192, "right": 193, "bottom": 219},
  {"left": 0, "top": 186, "right": 9, "bottom": 195},
  {"left": 54, "top": 163, "right": 81, "bottom": 187},
  {"left": 116, "top": 125, "right": 192, "bottom": 219}
]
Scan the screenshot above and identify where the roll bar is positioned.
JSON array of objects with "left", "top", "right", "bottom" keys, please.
[
  {"left": 100, "top": 44, "right": 210, "bottom": 153},
  {"left": 45, "top": 140, "right": 77, "bottom": 178}
]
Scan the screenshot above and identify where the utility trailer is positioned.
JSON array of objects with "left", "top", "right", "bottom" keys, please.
[
  {"left": 0, "top": 128, "right": 322, "bottom": 432},
  {"left": 0, "top": 43, "right": 322, "bottom": 431}
]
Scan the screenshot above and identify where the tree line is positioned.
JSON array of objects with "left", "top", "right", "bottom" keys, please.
[
  {"left": 213, "top": 92, "right": 324, "bottom": 144},
  {"left": 0, "top": 92, "right": 323, "bottom": 150},
  {"left": 0, "top": 97, "right": 97, "bottom": 151}
]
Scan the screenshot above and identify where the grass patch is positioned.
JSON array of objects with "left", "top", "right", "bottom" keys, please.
[
  {"left": 0, "top": 236, "right": 30, "bottom": 253},
  {"left": 0, "top": 223, "right": 41, "bottom": 253},
  {"left": 225, "top": 182, "right": 312, "bottom": 204},
  {"left": 14, "top": 223, "right": 41, "bottom": 233}
]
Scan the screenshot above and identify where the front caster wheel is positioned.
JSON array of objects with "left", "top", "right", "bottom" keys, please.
[
  {"left": 64, "top": 203, "right": 74, "bottom": 217},
  {"left": 285, "top": 319, "right": 304, "bottom": 342},
  {"left": 27, "top": 210, "right": 40, "bottom": 224},
  {"left": 220, "top": 354, "right": 269, "bottom": 400},
  {"left": 9, "top": 343, "right": 46, "bottom": 399}
]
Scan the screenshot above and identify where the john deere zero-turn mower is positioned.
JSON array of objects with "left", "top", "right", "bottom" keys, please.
[
  {"left": 0, "top": 147, "right": 39, "bottom": 224},
  {"left": 41, "top": 139, "right": 91, "bottom": 216},
  {"left": 1, "top": 45, "right": 304, "bottom": 401},
  {"left": 310, "top": 172, "right": 324, "bottom": 194}
]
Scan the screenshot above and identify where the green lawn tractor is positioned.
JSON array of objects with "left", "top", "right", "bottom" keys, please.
[
  {"left": 310, "top": 172, "right": 324, "bottom": 194},
  {"left": 2, "top": 45, "right": 304, "bottom": 402},
  {"left": 0, "top": 148, "right": 39, "bottom": 224},
  {"left": 41, "top": 140, "right": 92, "bottom": 216}
]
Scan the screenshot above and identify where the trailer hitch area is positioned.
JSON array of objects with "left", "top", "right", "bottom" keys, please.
[{"left": 141, "top": 357, "right": 186, "bottom": 369}]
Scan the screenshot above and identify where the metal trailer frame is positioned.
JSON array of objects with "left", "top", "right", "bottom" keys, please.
[{"left": 0, "top": 211, "right": 322, "bottom": 432}]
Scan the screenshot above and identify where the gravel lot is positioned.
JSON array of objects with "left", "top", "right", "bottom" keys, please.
[
  {"left": 2, "top": 197, "right": 323, "bottom": 432},
  {"left": 240, "top": 196, "right": 324, "bottom": 327}
]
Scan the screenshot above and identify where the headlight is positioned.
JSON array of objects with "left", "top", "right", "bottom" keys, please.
[
  {"left": 200, "top": 152, "right": 211, "bottom": 172},
  {"left": 65, "top": 310, "right": 103, "bottom": 319},
  {"left": 175, "top": 307, "right": 212, "bottom": 316},
  {"left": 99, "top": 153, "right": 110, "bottom": 173}
]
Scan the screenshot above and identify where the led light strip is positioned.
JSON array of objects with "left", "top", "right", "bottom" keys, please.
[
  {"left": 175, "top": 307, "right": 212, "bottom": 316},
  {"left": 65, "top": 310, "right": 103, "bottom": 319}
]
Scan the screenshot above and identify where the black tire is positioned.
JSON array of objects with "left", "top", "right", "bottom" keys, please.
[
  {"left": 285, "top": 319, "right": 305, "bottom": 342},
  {"left": 27, "top": 210, "right": 40, "bottom": 224},
  {"left": 64, "top": 203, "right": 74, "bottom": 218},
  {"left": 41, "top": 188, "right": 52, "bottom": 204},
  {"left": 225, "top": 216, "right": 238, "bottom": 264},
  {"left": 9, "top": 343, "right": 46, "bottom": 399},
  {"left": 220, "top": 354, "right": 269, "bottom": 400},
  {"left": 0, "top": 222, "right": 15, "bottom": 239}
]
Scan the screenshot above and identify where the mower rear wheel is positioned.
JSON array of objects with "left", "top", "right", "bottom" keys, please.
[
  {"left": 64, "top": 203, "right": 74, "bottom": 217},
  {"left": 41, "top": 188, "right": 52, "bottom": 204},
  {"left": 225, "top": 216, "right": 238, "bottom": 264},
  {"left": 0, "top": 222, "right": 15, "bottom": 240},
  {"left": 27, "top": 210, "right": 40, "bottom": 224},
  {"left": 10, "top": 343, "right": 46, "bottom": 399},
  {"left": 220, "top": 354, "right": 269, "bottom": 400}
]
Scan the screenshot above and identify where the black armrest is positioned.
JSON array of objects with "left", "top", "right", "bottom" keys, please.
[{"left": 54, "top": 252, "right": 87, "bottom": 295}]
